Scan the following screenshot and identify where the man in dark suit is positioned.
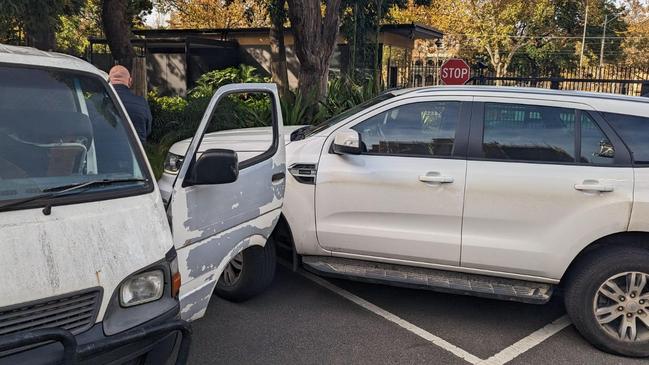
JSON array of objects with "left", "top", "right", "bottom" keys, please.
[{"left": 108, "top": 65, "right": 152, "bottom": 144}]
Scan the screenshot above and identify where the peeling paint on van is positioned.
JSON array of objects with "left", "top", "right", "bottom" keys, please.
[
  {"left": 0, "top": 192, "right": 173, "bottom": 321},
  {"left": 179, "top": 159, "right": 284, "bottom": 243},
  {"left": 184, "top": 213, "right": 280, "bottom": 280},
  {"left": 167, "top": 83, "right": 286, "bottom": 321},
  {"left": 176, "top": 210, "right": 281, "bottom": 320},
  {"left": 179, "top": 281, "right": 214, "bottom": 321},
  {"left": 172, "top": 157, "right": 285, "bottom": 321}
]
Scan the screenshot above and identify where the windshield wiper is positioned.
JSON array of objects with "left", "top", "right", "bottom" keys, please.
[
  {"left": 0, "top": 192, "right": 59, "bottom": 211},
  {"left": 41, "top": 178, "right": 146, "bottom": 193},
  {"left": 0, "top": 178, "right": 146, "bottom": 214}
]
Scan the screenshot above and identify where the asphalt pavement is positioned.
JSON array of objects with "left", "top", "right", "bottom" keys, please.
[{"left": 189, "top": 265, "right": 647, "bottom": 364}]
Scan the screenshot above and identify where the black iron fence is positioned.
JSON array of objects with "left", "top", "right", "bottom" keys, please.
[{"left": 389, "top": 62, "right": 649, "bottom": 96}]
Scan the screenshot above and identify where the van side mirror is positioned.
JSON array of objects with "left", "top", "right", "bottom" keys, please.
[
  {"left": 332, "top": 130, "right": 362, "bottom": 155},
  {"left": 186, "top": 149, "right": 239, "bottom": 186}
]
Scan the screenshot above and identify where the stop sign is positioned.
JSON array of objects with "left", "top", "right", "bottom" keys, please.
[{"left": 439, "top": 59, "right": 471, "bottom": 85}]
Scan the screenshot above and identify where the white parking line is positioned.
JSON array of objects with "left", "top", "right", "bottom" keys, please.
[
  {"left": 284, "top": 263, "right": 572, "bottom": 365},
  {"left": 294, "top": 267, "right": 483, "bottom": 364},
  {"left": 477, "top": 315, "right": 572, "bottom": 365}
]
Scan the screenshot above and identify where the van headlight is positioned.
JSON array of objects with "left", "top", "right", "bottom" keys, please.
[
  {"left": 163, "top": 152, "right": 184, "bottom": 174},
  {"left": 119, "top": 270, "right": 164, "bottom": 307}
]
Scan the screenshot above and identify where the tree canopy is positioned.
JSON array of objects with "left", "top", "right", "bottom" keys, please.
[
  {"left": 389, "top": 0, "right": 633, "bottom": 73},
  {"left": 161, "top": 0, "right": 270, "bottom": 28},
  {"left": 0, "top": 0, "right": 84, "bottom": 50},
  {"left": 621, "top": 0, "right": 649, "bottom": 68},
  {"left": 0, "top": 0, "right": 646, "bottom": 86}
]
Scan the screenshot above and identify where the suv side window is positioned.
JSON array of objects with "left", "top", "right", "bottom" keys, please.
[
  {"left": 352, "top": 101, "right": 460, "bottom": 157},
  {"left": 580, "top": 113, "right": 615, "bottom": 165},
  {"left": 482, "top": 103, "right": 575, "bottom": 163},
  {"left": 603, "top": 112, "right": 649, "bottom": 165}
]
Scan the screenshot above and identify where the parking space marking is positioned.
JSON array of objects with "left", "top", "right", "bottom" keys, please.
[
  {"left": 281, "top": 261, "right": 572, "bottom": 365},
  {"left": 294, "top": 267, "right": 483, "bottom": 364},
  {"left": 477, "top": 315, "right": 572, "bottom": 365}
]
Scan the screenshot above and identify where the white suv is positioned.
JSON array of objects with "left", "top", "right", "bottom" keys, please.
[{"left": 161, "top": 86, "right": 649, "bottom": 357}]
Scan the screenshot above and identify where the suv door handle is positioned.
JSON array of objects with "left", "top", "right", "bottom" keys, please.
[
  {"left": 574, "top": 181, "right": 614, "bottom": 192},
  {"left": 419, "top": 174, "right": 454, "bottom": 184}
]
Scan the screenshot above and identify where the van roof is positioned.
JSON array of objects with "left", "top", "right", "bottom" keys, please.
[{"left": 0, "top": 44, "right": 105, "bottom": 77}]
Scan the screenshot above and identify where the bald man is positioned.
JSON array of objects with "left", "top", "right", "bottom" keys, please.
[{"left": 109, "top": 65, "right": 152, "bottom": 144}]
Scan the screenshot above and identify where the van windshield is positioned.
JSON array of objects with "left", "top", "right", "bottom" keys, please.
[{"left": 0, "top": 65, "right": 150, "bottom": 207}]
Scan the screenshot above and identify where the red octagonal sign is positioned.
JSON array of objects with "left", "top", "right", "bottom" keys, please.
[{"left": 440, "top": 59, "right": 471, "bottom": 85}]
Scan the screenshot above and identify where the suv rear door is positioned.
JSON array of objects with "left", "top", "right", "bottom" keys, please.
[
  {"left": 166, "top": 84, "right": 285, "bottom": 320},
  {"left": 461, "top": 98, "right": 633, "bottom": 280}
]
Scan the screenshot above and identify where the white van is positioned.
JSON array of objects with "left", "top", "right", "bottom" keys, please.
[
  {"left": 0, "top": 45, "right": 285, "bottom": 362},
  {"left": 0, "top": 45, "right": 190, "bottom": 364}
]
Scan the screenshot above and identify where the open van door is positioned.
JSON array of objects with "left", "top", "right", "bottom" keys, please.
[{"left": 166, "top": 83, "right": 285, "bottom": 321}]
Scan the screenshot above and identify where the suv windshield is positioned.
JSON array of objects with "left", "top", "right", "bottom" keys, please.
[
  {"left": 304, "top": 92, "right": 395, "bottom": 137},
  {"left": 0, "top": 65, "right": 150, "bottom": 208}
]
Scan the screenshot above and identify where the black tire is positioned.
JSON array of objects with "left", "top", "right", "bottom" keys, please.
[
  {"left": 215, "top": 238, "right": 276, "bottom": 302},
  {"left": 564, "top": 244, "right": 649, "bottom": 357}
]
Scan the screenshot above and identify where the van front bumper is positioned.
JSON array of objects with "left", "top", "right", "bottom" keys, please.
[{"left": 0, "top": 306, "right": 191, "bottom": 365}]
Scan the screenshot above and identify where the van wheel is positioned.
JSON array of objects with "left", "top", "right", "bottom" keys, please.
[
  {"left": 565, "top": 245, "right": 649, "bottom": 357},
  {"left": 215, "top": 238, "right": 276, "bottom": 302}
]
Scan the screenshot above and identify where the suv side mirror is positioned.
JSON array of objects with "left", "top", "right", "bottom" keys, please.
[
  {"left": 186, "top": 149, "right": 239, "bottom": 186},
  {"left": 332, "top": 130, "right": 362, "bottom": 155}
]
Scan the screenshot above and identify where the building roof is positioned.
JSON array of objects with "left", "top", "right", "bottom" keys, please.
[
  {"left": 0, "top": 44, "right": 103, "bottom": 76},
  {"left": 380, "top": 23, "right": 443, "bottom": 40},
  {"left": 124, "top": 23, "right": 443, "bottom": 41}
]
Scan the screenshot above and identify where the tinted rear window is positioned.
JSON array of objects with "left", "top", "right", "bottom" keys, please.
[
  {"left": 482, "top": 103, "right": 576, "bottom": 163},
  {"left": 604, "top": 112, "right": 649, "bottom": 165}
]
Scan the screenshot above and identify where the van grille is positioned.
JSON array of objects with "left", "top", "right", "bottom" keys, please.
[{"left": 0, "top": 289, "right": 101, "bottom": 337}]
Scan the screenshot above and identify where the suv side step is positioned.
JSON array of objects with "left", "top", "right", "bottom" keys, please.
[{"left": 302, "top": 256, "right": 554, "bottom": 304}]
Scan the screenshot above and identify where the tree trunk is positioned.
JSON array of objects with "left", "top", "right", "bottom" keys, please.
[
  {"left": 24, "top": 25, "right": 55, "bottom": 51},
  {"left": 287, "top": 0, "right": 342, "bottom": 101},
  {"left": 297, "top": 63, "right": 329, "bottom": 100},
  {"left": 269, "top": 0, "right": 290, "bottom": 100},
  {"left": 101, "top": 0, "right": 135, "bottom": 69},
  {"left": 131, "top": 56, "right": 147, "bottom": 97}
]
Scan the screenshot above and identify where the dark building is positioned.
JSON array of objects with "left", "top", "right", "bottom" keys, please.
[{"left": 89, "top": 24, "right": 443, "bottom": 96}]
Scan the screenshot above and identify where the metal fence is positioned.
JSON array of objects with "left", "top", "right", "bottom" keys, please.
[{"left": 393, "top": 62, "right": 649, "bottom": 96}]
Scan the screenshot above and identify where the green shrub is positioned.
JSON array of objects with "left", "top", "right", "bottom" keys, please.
[
  {"left": 145, "top": 68, "right": 377, "bottom": 178},
  {"left": 280, "top": 75, "right": 377, "bottom": 126},
  {"left": 281, "top": 91, "right": 311, "bottom": 126},
  {"left": 148, "top": 65, "right": 271, "bottom": 145},
  {"left": 148, "top": 90, "right": 191, "bottom": 144},
  {"left": 189, "top": 65, "right": 269, "bottom": 99},
  {"left": 322, "top": 75, "right": 376, "bottom": 117}
]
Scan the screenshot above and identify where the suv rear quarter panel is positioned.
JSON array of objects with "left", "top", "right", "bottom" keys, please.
[{"left": 629, "top": 168, "right": 649, "bottom": 231}]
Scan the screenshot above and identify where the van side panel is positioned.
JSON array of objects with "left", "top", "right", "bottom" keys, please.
[
  {"left": 177, "top": 210, "right": 280, "bottom": 321},
  {"left": 629, "top": 168, "right": 649, "bottom": 231},
  {"left": 0, "top": 192, "right": 173, "bottom": 321}
]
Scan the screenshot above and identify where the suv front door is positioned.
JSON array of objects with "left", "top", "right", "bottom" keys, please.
[
  {"left": 167, "top": 84, "right": 285, "bottom": 321},
  {"left": 461, "top": 99, "right": 633, "bottom": 280},
  {"left": 315, "top": 97, "right": 471, "bottom": 266}
]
